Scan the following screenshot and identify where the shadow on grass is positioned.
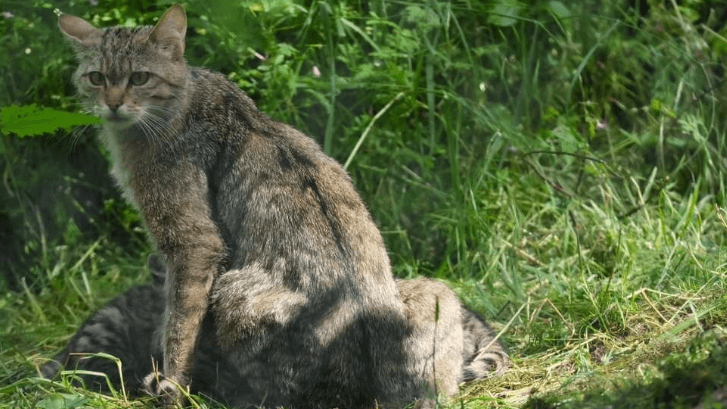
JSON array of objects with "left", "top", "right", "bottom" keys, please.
[{"left": 523, "top": 332, "right": 727, "bottom": 409}]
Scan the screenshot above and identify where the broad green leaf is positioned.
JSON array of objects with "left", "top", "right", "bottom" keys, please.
[
  {"left": 37, "top": 393, "right": 89, "bottom": 409},
  {"left": 488, "top": 0, "right": 522, "bottom": 27},
  {"left": 547, "top": 1, "right": 571, "bottom": 19},
  {"left": 0, "top": 104, "right": 101, "bottom": 138}
]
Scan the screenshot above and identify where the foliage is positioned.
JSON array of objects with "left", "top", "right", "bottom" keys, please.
[
  {"left": 0, "top": 105, "right": 101, "bottom": 137},
  {"left": 1, "top": 0, "right": 727, "bottom": 408}
]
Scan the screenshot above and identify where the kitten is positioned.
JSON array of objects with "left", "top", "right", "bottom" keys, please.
[
  {"left": 58, "top": 6, "right": 508, "bottom": 407},
  {"left": 40, "top": 255, "right": 167, "bottom": 395},
  {"left": 40, "top": 255, "right": 242, "bottom": 401},
  {"left": 42, "top": 256, "right": 508, "bottom": 406}
]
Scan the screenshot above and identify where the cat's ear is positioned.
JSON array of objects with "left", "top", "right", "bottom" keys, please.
[
  {"left": 58, "top": 14, "right": 102, "bottom": 50},
  {"left": 149, "top": 5, "right": 187, "bottom": 61}
]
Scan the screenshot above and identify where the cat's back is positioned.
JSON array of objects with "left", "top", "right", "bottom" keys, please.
[
  {"left": 185, "top": 67, "right": 395, "bottom": 293},
  {"left": 185, "top": 67, "right": 275, "bottom": 138},
  {"left": 188, "top": 66, "right": 411, "bottom": 408}
]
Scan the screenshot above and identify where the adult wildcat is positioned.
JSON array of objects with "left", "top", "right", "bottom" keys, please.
[{"left": 58, "top": 5, "right": 508, "bottom": 407}]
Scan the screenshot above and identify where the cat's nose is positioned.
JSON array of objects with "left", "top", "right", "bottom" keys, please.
[{"left": 108, "top": 103, "right": 121, "bottom": 113}]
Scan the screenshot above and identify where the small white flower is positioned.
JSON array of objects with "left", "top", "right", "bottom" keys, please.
[{"left": 312, "top": 66, "right": 321, "bottom": 77}]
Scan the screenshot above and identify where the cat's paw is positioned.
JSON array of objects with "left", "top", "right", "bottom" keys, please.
[{"left": 142, "top": 371, "right": 184, "bottom": 407}]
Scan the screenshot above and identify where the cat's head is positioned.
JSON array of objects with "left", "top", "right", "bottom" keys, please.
[{"left": 58, "top": 6, "right": 188, "bottom": 131}]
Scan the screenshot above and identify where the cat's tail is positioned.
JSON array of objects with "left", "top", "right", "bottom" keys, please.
[{"left": 460, "top": 306, "right": 509, "bottom": 382}]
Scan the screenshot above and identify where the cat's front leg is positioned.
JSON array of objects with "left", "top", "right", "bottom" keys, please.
[
  {"left": 142, "top": 252, "right": 219, "bottom": 405},
  {"left": 136, "top": 163, "right": 226, "bottom": 404}
]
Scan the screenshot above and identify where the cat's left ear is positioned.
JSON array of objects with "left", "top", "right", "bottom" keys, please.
[{"left": 149, "top": 5, "right": 187, "bottom": 61}]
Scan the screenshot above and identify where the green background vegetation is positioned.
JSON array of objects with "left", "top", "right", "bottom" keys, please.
[{"left": 1, "top": 0, "right": 727, "bottom": 407}]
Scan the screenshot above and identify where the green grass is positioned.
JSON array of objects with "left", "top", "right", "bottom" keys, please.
[
  {"left": 3, "top": 155, "right": 725, "bottom": 409},
  {"left": 2, "top": 0, "right": 727, "bottom": 408}
]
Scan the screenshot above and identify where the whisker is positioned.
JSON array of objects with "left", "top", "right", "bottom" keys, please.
[
  {"left": 137, "top": 117, "right": 159, "bottom": 143},
  {"left": 139, "top": 112, "right": 180, "bottom": 163}
]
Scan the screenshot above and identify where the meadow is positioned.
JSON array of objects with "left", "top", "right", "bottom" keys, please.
[{"left": 1, "top": 0, "right": 726, "bottom": 407}]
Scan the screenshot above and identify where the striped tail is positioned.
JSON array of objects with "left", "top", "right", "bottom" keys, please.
[{"left": 460, "top": 306, "right": 509, "bottom": 382}]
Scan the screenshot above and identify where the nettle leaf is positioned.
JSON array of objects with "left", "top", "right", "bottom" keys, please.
[{"left": 0, "top": 104, "right": 101, "bottom": 138}]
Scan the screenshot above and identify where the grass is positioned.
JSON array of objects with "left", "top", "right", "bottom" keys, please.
[
  {"left": 2, "top": 164, "right": 725, "bottom": 408},
  {"left": 3, "top": 166, "right": 726, "bottom": 409},
  {"left": 2, "top": 0, "right": 727, "bottom": 408}
]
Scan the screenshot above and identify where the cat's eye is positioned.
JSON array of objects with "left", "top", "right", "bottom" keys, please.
[
  {"left": 88, "top": 71, "right": 105, "bottom": 86},
  {"left": 129, "top": 72, "right": 150, "bottom": 86}
]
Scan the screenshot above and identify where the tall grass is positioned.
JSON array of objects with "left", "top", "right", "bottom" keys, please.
[{"left": 1, "top": 0, "right": 726, "bottom": 408}]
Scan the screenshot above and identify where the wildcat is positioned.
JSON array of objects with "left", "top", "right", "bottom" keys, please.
[
  {"left": 58, "top": 5, "right": 508, "bottom": 407},
  {"left": 42, "top": 256, "right": 508, "bottom": 405}
]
